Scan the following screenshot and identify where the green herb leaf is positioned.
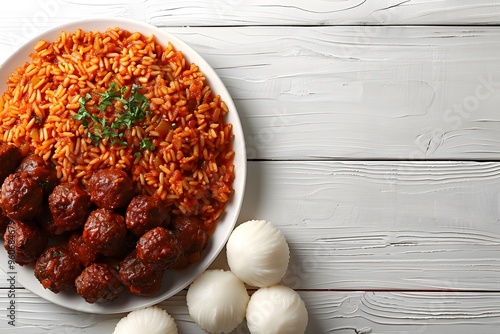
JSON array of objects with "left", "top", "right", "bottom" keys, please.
[
  {"left": 139, "top": 137, "right": 155, "bottom": 151},
  {"left": 73, "top": 94, "right": 92, "bottom": 127},
  {"left": 88, "top": 132, "right": 100, "bottom": 147},
  {"left": 111, "top": 139, "right": 127, "bottom": 147},
  {"left": 72, "top": 84, "right": 151, "bottom": 150}
]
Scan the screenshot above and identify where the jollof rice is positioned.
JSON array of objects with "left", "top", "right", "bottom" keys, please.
[{"left": 0, "top": 27, "right": 235, "bottom": 231}]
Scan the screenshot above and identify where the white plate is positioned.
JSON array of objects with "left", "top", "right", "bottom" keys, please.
[{"left": 0, "top": 18, "right": 246, "bottom": 314}]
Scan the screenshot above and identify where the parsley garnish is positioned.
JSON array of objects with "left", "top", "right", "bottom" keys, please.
[
  {"left": 72, "top": 84, "right": 154, "bottom": 154},
  {"left": 73, "top": 93, "right": 93, "bottom": 127},
  {"left": 112, "top": 84, "right": 148, "bottom": 129},
  {"left": 140, "top": 137, "right": 155, "bottom": 151},
  {"left": 88, "top": 132, "right": 101, "bottom": 147},
  {"left": 97, "top": 83, "right": 125, "bottom": 111}
]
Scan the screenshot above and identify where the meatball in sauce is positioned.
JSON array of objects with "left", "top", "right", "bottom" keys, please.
[
  {"left": 0, "top": 143, "right": 23, "bottom": 184},
  {"left": 67, "top": 233, "right": 98, "bottom": 267},
  {"left": 125, "top": 195, "right": 170, "bottom": 237},
  {"left": 0, "top": 207, "right": 9, "bottom": 235},
  {"left": 16, "top": 154, "right": 58, "bottom": 197},
  {"left": 88, "top": 168, "right": 134, "bottom": 210},
  {"left": 75, "top": 263, "right": 123, "bottom": 304},
  {"left": 172, "top": 216, "right": 208, "bottom": 269},
  {"left": 49, "top": 182, "right": 91, "bottom": 233},
  {"left": 0, "top": 153, "right": 215, "bottom": 303},
  {"left": 118, "top": 251, "right": 164, "bottom": 296},
  {"left": 3, "top": 220, "right": 47, "bottom": 266},
  {"left": 136, "top": 227, "right": 179, "bottom": 270},
  {"left": 1, "top": 173, "right": 43, "bottom": 221},
  {"left": 34, "top": 246, "right": 82, "bottom": 293},
  {"left": 83, "top": 208, "right": 127, "bottom": 257}
]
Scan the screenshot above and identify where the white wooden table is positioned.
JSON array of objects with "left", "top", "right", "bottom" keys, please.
[{"left": 2, "top": 1, "right": 500, "bottom": 333}]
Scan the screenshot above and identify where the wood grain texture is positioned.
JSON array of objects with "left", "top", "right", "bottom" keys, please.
[
  {"left": 1, "top": 289, "right": 500, "bottom": 333},
  {"left": 2, "top": 0, "right": 500, "bottom": 34},
  {"left": 237, "top": 161, "right": 500, "bottom": 290},
  {"left": 166, "top": 26, "right": 500, "bottom": 160},
  {"left": 145, "top": 0, "right": 500, "bottom": 26},
  {"left": 1, "top": 1, "right": 500, "bottom": 333}
]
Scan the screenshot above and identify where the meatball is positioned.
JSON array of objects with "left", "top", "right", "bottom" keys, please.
[
  {"left": 88, "top": 168, "right": 134, "bottom": 209},
  {"left": 171, "top": 216, "right": 208, "bottom": 269},
  {"left": 36, "top": 205, "right": 63, "bottom": 236},
  {"left": 118, "top": 251, "right": 164, "bottom": 296},
  {"left": 67, "top": 233, "right": 97, "bottom": 267},
  {"left": 34, "top": 246, "right": 82, "bottom": 293},
  {"left": 1, "top": 173, "right": 43, "bottom": 220},
  {"left": 83, "top": 208, "right": 127, "bottom": 257},
  {"left": 136, "top": 227, "right": 179, "bottom": 270},
  {"left": 0, "top": 207, "right": 9, "bottom": 235},
  {"left": 0, "top": 143, "right": 23, "bottom": 184},
  {"left": 49, "top": 182, "right": 91, "bottom": 233},
  {"left": 3, "top": 220, "right": 47, "bottom": 266},
  {"left": 125, "top": 195, "right": 170, "bottom": 237},
  {"left": 75, "top": 263, "right": 123, "bottom": 304},
  {"left": 16, "top": 154, "right": 58, "bottom": 197}
]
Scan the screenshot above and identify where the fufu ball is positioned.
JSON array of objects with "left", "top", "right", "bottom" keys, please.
[
  {"left": 186, "top": 269, "right": 249, "bottom": 333},
  {"left": 246, "top": 285, "right": 308, "bottom": 334},
  {"left": 226, "top": 220, "right": 289, "bottom": 287}
]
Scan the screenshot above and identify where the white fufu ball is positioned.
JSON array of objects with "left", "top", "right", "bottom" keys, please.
[
  {"left": 186, "top": 269, "right": 249, "bottom": 333},
  {"left": 112, "top": 306, "right": 178, "bottom": 334},
  {"left": 246, "top": 285, "right": 308, "bottom": 334},
  {"left": 226, "top": 220, "right": 289, "bottom": 287}
]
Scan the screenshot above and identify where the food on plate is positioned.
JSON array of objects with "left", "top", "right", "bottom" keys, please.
[
  {"left": 75, "top": 263, "right": 123, "bottom": 304},
  {"left": 36, "top": 205, "right": 62, "bottom": 236},
  {"left": 118, "top": 250, "right": 164, "bottom": 296},
  {"left": 0, "top": 27, "right": 234, "bottom": 227},
  {"left": 88, "top": 167, "right": 134, "bottom": 210},
  {"left": 245, "top": 285, "right": 308, "bottom": 334},
  {"left": 67, "top": 232, "right": 97, "bottom": 267},
  {"left": 0, "top": 25, "right": 236, "bottom": 303},
  {"left": 171, "top": 216, "right": 208, "bottom": 269},
  {"left": 125, "top": 195, "right": 170, "bottom": 237},
  {"left": 1, "top": 173, "right": 44, "bottom": 221},
  {"left": 0, "top": 208, "right": 9, "bottom": 235},
  {"left": 0, "top": 143, "right": 22, "bottom": 184},
  {"left": 112, "top": 306, "right": 178, "bottom": 334},
  {"left": 82, "top": 208, "right": 127, "bottom": 257},
  {"left": 186, "top": 269, "right": 249, "bottom": 333},
  {"left": 16, "top": 154, "right": 58, "bottom": 196},
  {"left": 226, "top": 220, "right": 290, "bottom": 287},
  {"left": 48, "top": 182, "right": 91, "bottom": 233},
  {"left": 136, "top": 227, "right": 179, "bottom": 270},
  {"left": 3, "top": 220, "right": 47, "bottom": 265},
  {"left": 34, "top": 246, "right": 82, "bottom": 293}
]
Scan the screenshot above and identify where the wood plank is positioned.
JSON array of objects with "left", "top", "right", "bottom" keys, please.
[
  {"left": 2, "top": 0, "right": 500, "bottom": 35},
  {"left": 166, "top": 26, "right": 500, "bottom": 160},
  {"left": 145, "top": 0, "right": 500, "bottom": 26},
  {"left": 1, "top": 289, "right": 499, "bottom": 333},
  {"left": 2, "top": 161, "right": 500, "bottom": 290},
  {"left": 236, "top": 161, "right": 500, "bottom": 290},
  {"left": 1, "top": 25, "right": 500, "bottom": 160}
]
